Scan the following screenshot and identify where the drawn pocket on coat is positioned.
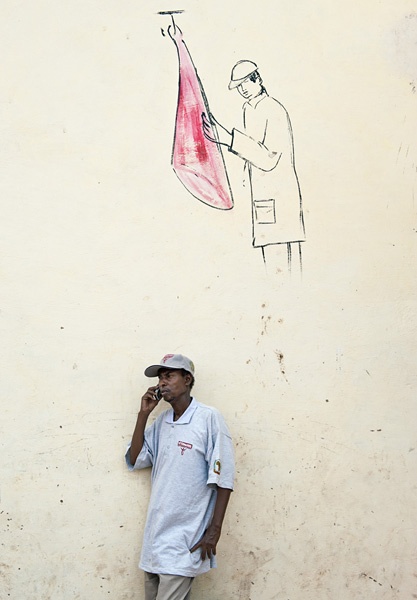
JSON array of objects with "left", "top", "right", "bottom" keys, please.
[{"left": 254, "top": 199, "right": 276, "bottom": 225}]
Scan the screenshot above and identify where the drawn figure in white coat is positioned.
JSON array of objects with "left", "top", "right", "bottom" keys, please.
[{"left": 203, "top": 60, "right": 306, "bottom": 271}]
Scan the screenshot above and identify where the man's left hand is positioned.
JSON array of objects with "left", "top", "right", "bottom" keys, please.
[{"left": 190, "top": 524, "right": 221, "bottom": 560}]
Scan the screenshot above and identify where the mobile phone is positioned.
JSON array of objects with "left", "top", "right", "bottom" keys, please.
[{"left": 155, "top": 387, "right": 162, "bottom": 401}]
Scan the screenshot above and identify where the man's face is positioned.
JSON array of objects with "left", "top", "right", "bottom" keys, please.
[
  {"left": 237, "top": 77, "right": 262, "bottom": 100},
  {"left": 157, "top": 368, "right": 190, "bottom": 402}
]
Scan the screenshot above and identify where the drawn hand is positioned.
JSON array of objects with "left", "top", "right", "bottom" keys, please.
[
  {"left": 202, "top": 112, "right": 232, "bottom": 147},
  {"left": 202, "top": 112, "right": 217, "bottom": 143},
  {"left": 190, "top": 524, "right": 221, "bottom": 561}
]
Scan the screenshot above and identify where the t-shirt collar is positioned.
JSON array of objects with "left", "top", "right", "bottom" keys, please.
[{"left": 165, "top": 397, "right": 198, "bottom": 424}]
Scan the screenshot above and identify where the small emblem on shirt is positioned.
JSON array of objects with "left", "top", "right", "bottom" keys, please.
[
  {"left": 178, "top": 441, "right": 193, "bottom": 455},
  {"left": 214, "top": 459, "right": 221, "bottom": 475}
]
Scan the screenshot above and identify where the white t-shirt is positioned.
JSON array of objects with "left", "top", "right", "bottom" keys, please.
[{"left": 126, "top": 398, "right": 235, "bottom": 577}]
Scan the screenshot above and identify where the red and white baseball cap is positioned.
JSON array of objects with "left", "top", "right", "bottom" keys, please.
[{"left": 144, "top": 354, "right": 195, "bottom": 378}]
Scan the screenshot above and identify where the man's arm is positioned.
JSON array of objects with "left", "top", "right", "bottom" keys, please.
[
  {"left": 190, "top": 486, "right": 232, "bottom": 560},
  {"left": 129, "top": 386, "right": 160, "bottom": 466}
]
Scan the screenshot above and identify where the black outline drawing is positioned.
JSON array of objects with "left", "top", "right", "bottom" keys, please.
[
  {"left": 158, "top": 13, "right": 305, "bottom": 272},
  {"left": 203, "top": 60, "right": 306, "bottom": 271}
]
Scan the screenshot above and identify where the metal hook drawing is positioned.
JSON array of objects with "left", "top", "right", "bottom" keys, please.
[{"left": 157, "top": 10, "right": 184, "bottom": 35}]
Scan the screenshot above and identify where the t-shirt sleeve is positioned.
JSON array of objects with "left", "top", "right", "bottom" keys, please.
[
  {"left": 206, "top": 411, "right": 235, "bottom": 490},
  {"left": 125, "top": 421, "right": 157, "bottom": 471}
]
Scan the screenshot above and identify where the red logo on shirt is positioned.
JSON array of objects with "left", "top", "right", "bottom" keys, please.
[{"left": 178, "top": 441, "right": 193, "bottom": 455}]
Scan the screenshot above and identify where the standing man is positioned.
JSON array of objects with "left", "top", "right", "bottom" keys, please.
[
  {"left": 126, "top": 353, "right": 235, "bottom": 600},
  {"left": 203, "top": 60, "right": 306, "bottom": 270}
]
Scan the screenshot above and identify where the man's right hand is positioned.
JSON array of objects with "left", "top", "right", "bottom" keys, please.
[
  {"left": 129, "top": 387, "right": 160, "bottom": 465},
  {"left": 140, "top": 386, "right": 161, "bottom": 415}
]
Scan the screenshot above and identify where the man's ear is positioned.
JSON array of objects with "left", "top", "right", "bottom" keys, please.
[{"left": 184, "top": 373, "right": 192, "bottom": 387}]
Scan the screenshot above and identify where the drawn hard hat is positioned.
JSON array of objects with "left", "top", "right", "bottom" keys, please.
[{"left": 228, "top": 60, "right": 258, "bottom": 89}]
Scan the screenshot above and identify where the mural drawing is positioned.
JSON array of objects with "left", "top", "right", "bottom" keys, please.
[{"left": 161, "top": 12, "right": 306, "bottom": 271}]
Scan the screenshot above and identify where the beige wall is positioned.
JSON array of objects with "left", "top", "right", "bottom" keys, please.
[{"left": 1, "top": 1, "right": 416, "bottom": 598}]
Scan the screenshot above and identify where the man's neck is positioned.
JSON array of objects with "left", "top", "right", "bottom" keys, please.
[
  {"left": 171, "top": 395, "right": 192, "bottom": 421},
  {"left": 248, "top": 88, "right": 267, "bottom": 106}
]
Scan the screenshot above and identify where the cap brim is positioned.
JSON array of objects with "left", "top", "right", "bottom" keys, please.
[
  {"left": 228, "top": 79, "right": 243, "bottom": 90},
  {"left": 144, "top": 364, "right": 163, "bottom": 377},
  {"left": 228, "top": 70, "right": 257, "bottom": 90}
]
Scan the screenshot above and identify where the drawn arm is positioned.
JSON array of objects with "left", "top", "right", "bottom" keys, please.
[
  {"left": 230, "top": 100, "right": 292, "bottom": 171},
  {"left": 229, "top": 127, "right": 282, "bottom": 171}
]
